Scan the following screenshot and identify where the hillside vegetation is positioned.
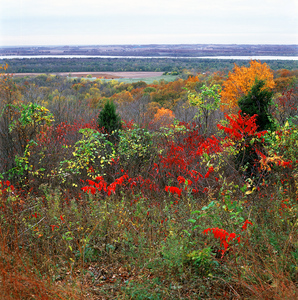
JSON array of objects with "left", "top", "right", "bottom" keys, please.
[{"left": 0, "top": 61, "right": 297, "bottom": 299}]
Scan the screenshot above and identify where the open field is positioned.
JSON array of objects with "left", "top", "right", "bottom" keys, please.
[
  {"left": 12, "top": 71, "right": 164, "bottom": 79},
  {"left": 109, "top": 75, "right": 178, "bottom": 84},
  {"left": 12, "top": 71, "right": 178, "bottom": 84}
]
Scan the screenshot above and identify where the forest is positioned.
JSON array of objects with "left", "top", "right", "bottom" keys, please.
[
  {"left": 1, "top": 57, "right": 298, "bottom": 74},
  {"left": 0, "top": 60, "right": 297, "bottom": 299}
]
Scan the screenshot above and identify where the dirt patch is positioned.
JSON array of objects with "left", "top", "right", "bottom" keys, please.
[{"left": 12, "top": 72, "right": 163, "bottom": 79}]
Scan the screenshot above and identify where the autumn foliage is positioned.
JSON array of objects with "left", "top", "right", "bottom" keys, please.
[
  {"left": 0, "top": 64, "right": 297, "bottom": 299},
  {"left": 151, "top": 107, "right": 175, "bottom": 128},
  {"left": 221, "top": 60, "right": 275, "bottom": 112}
]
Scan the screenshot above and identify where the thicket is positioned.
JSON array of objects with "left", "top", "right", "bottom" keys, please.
[{"left": 0, "top": 62, "right": 297, "bottom": 299}]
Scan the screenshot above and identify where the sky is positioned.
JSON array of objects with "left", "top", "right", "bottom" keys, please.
[{"left": 0, "top": 0, "right": 297, "bottom": 46}]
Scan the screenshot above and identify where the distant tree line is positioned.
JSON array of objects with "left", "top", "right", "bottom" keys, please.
[{"left": 1, "top": 57, "right": 297, "bottom": 74}]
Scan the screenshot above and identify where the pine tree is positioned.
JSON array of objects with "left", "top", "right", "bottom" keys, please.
[
  {"left": 238, "top": 79, "right": 275, "bottom": 131},
  {"left": 236, "top": 79, "right": 276, "bottom": 177},
  {"left": 97, "top": 100, "right": 122, "bottom": 135}
]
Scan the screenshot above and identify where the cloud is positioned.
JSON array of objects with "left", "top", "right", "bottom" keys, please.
[
  {"left": 1, "top": 0, "right": 297, "bottom": 45},
  {"left": 2, "top": 0, "right": 297, "bottom": 17}
]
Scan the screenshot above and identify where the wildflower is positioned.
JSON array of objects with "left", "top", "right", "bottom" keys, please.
[
  {"left": 90, "top": 186, "right": 96, "bottom": 195},
  {"left": 203, "top": 227, "right": 240, "bottom": 254},
  {"left": 165, "top": 186, "right": 182, "bottom": 197},
  {"left": 50, "top": 225, "right": 59, "bottom": 231},
  {"left": 241, "top": 220, "right": 253, "bottom": 231},
  {"left": 205, "top": 166, "right": 214, "bottom": 178},
  {"left": 81, "top": 186, "right": 88, "bottom": 193},
  {"left": 177, "top": 176, "right": 185, "bottom": 184}
]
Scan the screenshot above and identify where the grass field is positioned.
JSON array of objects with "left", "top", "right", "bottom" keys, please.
[
  {"left": 100, "top": 74, "right": 178, "bottom": 84},
  {"left": 13, "top": 71, "right": 179, "bottom": 84}
]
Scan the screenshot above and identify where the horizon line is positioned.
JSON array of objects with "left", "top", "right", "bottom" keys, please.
[{"left": 1, "top": 43, "right": 298, "bottom": 48}]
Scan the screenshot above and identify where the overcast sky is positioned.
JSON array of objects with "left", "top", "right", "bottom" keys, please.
[{"left": 0, "top": 0, "right": 297, "bottom": 46}]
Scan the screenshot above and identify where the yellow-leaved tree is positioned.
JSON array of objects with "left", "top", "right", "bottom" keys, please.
[{"left": 221, "top": 60, "right": 275, "bottom": 112}]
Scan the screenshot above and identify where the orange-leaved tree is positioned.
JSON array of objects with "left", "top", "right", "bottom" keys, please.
[
  {"left": 151, "top": 107, "right": 175, "bottom": 129},
  {"left": 221, "top": 60, "right": 275, "bottom": 112}
]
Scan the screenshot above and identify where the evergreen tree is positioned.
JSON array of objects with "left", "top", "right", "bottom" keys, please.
[
  {"left": 236, "top": 79, "right": 276, "bottom": 178},
  {"left": 238, "top": 79, "right": 275, "bottom": 131},
  {"left": 97, "top": 100, "right": 122, "bottom": 135}
]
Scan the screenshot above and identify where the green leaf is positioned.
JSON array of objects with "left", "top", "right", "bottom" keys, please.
[
  {"left": 192, "top": 224, "right": 201, "bottom": 230},
  {"left": 188, "top": 219, "right": 197, "bottom": 223},
  {"left": 201, "top": 201, "right": 215, "bottom": 211},
  {"left": 191, "top": 210, "right": 202, "bottom": 214},
  {"left": 183, "top": 230, "right": 191, "bottom": 237}
]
